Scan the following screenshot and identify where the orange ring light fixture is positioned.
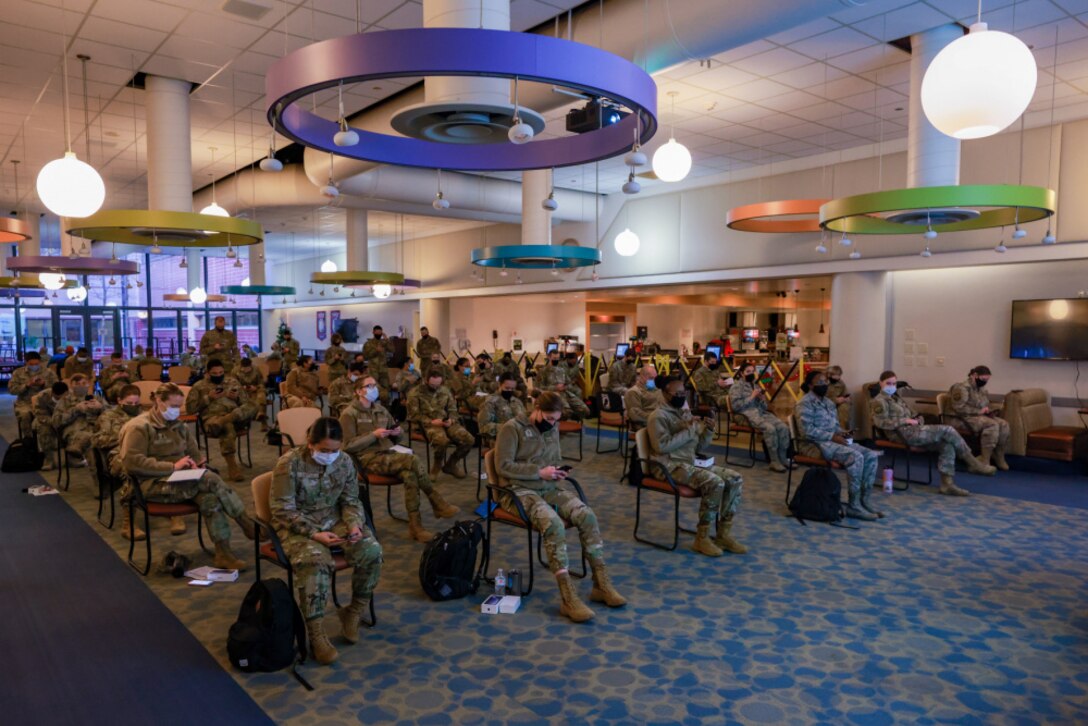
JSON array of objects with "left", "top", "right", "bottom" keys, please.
[{"left": 726, "top": 199, "right": 828, "bottom": 233}]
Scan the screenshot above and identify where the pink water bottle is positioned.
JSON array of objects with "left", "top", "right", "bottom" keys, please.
[{"left": 882, "top": 468, "right": 894, "bottom": 493}]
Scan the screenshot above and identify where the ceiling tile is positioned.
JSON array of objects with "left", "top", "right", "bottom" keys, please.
[
  {"left": 765, "top": 16, "right": 841, "bottom": 46},
  {"left": 681, "top": 64, "right": 759, "bottom": 93},
  {"left": 771, "top": 62, "right": 848, "bottom": 90},
  {"left": 79, "top": 16, "right": 168, "bottom": 52},
  {"left": 732, "top": 47, "right": 814, "bottom": 76},
  {"left": 851, "top": 3, "right": 952, "bottom": 42},
  {"left": 91, "top": 0, "right": 189, "bottom": 32},
  {"left": 174, "top": 12, "right": 267, "bottom": 49},
  {"left": 790, "top": 26, "right": 881, "bottom": 59},
  {"left": 725, "top": 78, "right": 793, "bottom": 102}
]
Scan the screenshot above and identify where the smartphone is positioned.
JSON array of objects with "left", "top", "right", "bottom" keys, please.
[
  {"left": 188, "top": 580, "right": 213, "bottom": 587},
  {"left": 558, "top": 465, "right": 573, "bottom": 472},
  {"left": 215, "top": 387, "right": 224, "bottom": 393}
]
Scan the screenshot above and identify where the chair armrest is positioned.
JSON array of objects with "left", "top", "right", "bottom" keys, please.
[
  {"left": 637, "top": 457, "right": 679, "bottom": 489},
  {"left": 255, "top": 516, "right": 291, "bottom": 564},
  {"left": 486, "top": 482, "right": 532, "bottom": 523},
  {"left": 560, "top": 475, "right": 587, "bottom": 503}
]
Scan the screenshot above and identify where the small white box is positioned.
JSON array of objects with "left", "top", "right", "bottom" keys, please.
[
  {"left": 498, "top": 596, "right": 521, "bottom": 613},
  {"left": 481, "top": 595, "right": 502, "bottom": 614},
  {"left": 694, "top": 457, "right": 714, "bottom": 469}
]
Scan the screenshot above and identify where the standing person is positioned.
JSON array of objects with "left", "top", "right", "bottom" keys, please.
[
  {"left": 274, "top": 330, "right": 300, "bottom": 371},
  {"left": 199, "top": 316, "right": 240, "bottom": 373},
  {"left": 495, "top": 391, "right": 626, "bottom": 622},
  {"left": 647, "top": 376, "right": 746, "bottom": 557},
  {"left": 478, "top": 373, "right": 527, "bottom": 440},
  {"left": 825, "top": 365, "right": 853, "bottom": 430},
  {"left": 92, "top": 385, "right": 151, "bottom": 540},
  {"left": 949, "top": 365, "right": 1010, "bottom": 471},
  {"left": 185, "top": 359, "right": 256, "bottom": 482},
  {"left": 796, "top": 370, "right": 882, "bottom": 520},
  {"left": 233, "top": 357, "right": 269, "bottom": 430},
  {"left": 270, "top": 417, "right": 383, "bottom": 665},
  {"left": 119, "top": 383, "right": 258, "bottom": 569},
  {"left": 624, "top": 364, "right": 663, "bottom": 429},
  {"left": 729, "top": 362, "right": 792, "bottom": 473},
  {"left": 62, "top": 347, "right": 94, "bottom": 381},
  {"left": 284, "top": 354, "right": 320, "bottom": 409},
  {"left": 691, "top": 351, "right": 733, "bottom": 408},
  {"left": 538, "top": 348, "right": 590, "bottom": 421},
  {"left": 406, "top": 368, "right": 474, "bottom": 480},
  {"left": 362, "top": 325, "right": 392, "bottom": 389},
  {"left": 607, "top": 350, "right": 638, "bottom": 393},
  {"left": 32, "top": 382, "right": 68, "bottom": 471},
  {"left": 415, "top": 326, "right": 441, "bottom": 361},
  {"left": 871, "top": 370, "right": 995, "bottom": 496},
  {"left": 99, "top": 351, "right": 132, "bottom": 403},
  {"left": 324, "top": 333, "right": 349, "bottom": 384},
  {"left": 341, "top": 375, "right": 459, "bottom": 543},
  {"left": 10, "top": 351, "right": 57, "bottom": 437},
  {"left": 52, "top": 373, "right": 106, "bottom": 470},
  {"left": 329, "top": 362, "right": 366, "bottom": 418}
]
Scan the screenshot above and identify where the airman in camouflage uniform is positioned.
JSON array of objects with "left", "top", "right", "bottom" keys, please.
[
  {"left": 341, "top": 376, "right": 459, "bottom": 543},
  {"left": 179, "top": 345, "right": 204, "bottom": 374},
  {"left": 53, "top": 373, "right": 106, "bottom": 468},
  {"left": 271, "top": 421, "right": 383, "bottom": 665},
  {"left": 185, "top": 359, "right": 256, "bottom": 482},
  {"left": 624, "top": 365, "right": 664, "bottom": 429},
  {"left": 796, "top": 370, "right": 882, "bottom": 520},
  {"left": 949, "top": 365, "right": 1010, "bottom": 471},
  {"left": 62, "top": 347, "right": 94, "bottom": 381},
  {"left": 607, "top": 352, "right": 638, "bottom": 393},
  {"left": 324, "top": 333, "right": 349, "bottom": 383},
  {"left": 423, "top": 354, "right": 453, "bottom": 382},
  {"left": 871, "top": 370, "right": 995, "bottom": 496},
  {"left": 233, "top": 358, "right": 268, "bottom": 428},
  {"left": 539, "top": 350, "right": 589, "bottom": 420},
  {"left": 92, "top": 385, "right": 143, "bottom": 478},
  {"left": 133, "top": 346, "right": 164, "bottom": 380},
  {"left": 9, "top": 352, "right": 56, "bottom": 436},
  {"left": 119, "top": 383, "right": 257, "bottom": 566},
  {"left": 825, "top": 365, "right": 853, "bottom": 430},
  {"left": 99, "top": 353, "right": 132, "bottom": 403},
  {"left": 328, "top": 363, "right": 364, "bottom": 417},
  {"left": 199, "top": 316, "right": 239, "bottom": 373},
  {"left": 494, "top": 391, "right": 625, "bottom": 622},
  {"left": 32, "top": 383, "right": 66, "bottom": 469},
  {"left": 391, "top": 360, "right": 420, "bottom": 399},
  {"left": 362, "top": 325, "right": 393, "bottom": 388},
  {"left": 729, "top": 362, "right": 791, "bottom": 473},
  {"left": 691, "top": 352, "right": 733, "bottom": 408},
  {"left": 415, "top": 326, "right": 441, "bottom": 361},
  {"left": 477, "top": 374, "right": 527, "bottom": 440},
  {"left": 284, "top": 355, "right": 320, "bottom": 409},
  {"left": 274, "top": 332, "right": 300, "bottom": 371},
  {"left": 407, "top": 370, "right": 474, "bottom": 479}
]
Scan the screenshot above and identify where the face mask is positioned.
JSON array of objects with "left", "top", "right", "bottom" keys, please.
[
  {"left": 882, "top": 385, "right": 898, "bottom": 396},
  {"left": 373, "top": 333, "right": 383, "bottom": 339},
  {"left": 122, "top": 404, "right": 142, "bottom": 416},
  {"left": 408, "top": 363, "right": 415, "bottom": 372},
  {"left": 210, "top": 375, "right": 224, "bottom": 385},
  {"left": 645, "top": 379, "right": 656, "bottom": 390},
  {"left": 745, "top": 373, "right": 755, "bottom": 383},
  {"left": 977, "top": 378, "right": 988, "bottom": 388},
  {"left": 535, "top": 419, "right": 555, "bottom": 433},
  {"left": 429, "top": 381, "right": 441, "bottom": 390},
  {"left": 463, "top": 368, "right": 472, "bottom": 376},
  {"left": 163, "top": 406, "right": 181, "bottom": 421},
  {"left": 77, "top": 357, "right": 88, "bottom": 363},
  {"left": 421, "top": 333, "right": 429, "bottom": 338},
  {"left": 812, "top": 384, "right": 829, "bottom": 397},
  {"left": 311, "top": 450, "right": 340, "bottom": 466},
  {"left": 829, "top": 377, "right": 840, "bottom": 383},
  {"left": 27, "top": 364, "right": 40, "bottom": 373},
  {"left": 501, "top": 390, "right": 515, "bottom": 400},
  {"left": 215, "top": 325, "right": 224, "bottom": 331},
  {"left": 431, "top": 360, "right": 441, "bottom": 367},
  {"left": 708, "top": 362, "right": 719, "bottom": 370},
  {"left": 669, "top": 394, "right": 687, "bottom": 409},
  {"left": 550, "top": 359, "right": 559, "bottom": 366},
  {"left": 624, "top": 358, "right": 634, "bottom": 364},
  {"left": 364, "top": 386, "right": 380, "bottom": 402}
]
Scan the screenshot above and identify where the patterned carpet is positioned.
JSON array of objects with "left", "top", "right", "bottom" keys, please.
[{"left": 5, "top": 396, "right": 1087, "bottom": 725}]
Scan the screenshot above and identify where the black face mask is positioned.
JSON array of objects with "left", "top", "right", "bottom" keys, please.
[
  {"left": 745, "top": 373, "right": 755, "bottom": 383},
  {"left": 550, "top": 359, "right": 559, "bottom": 366},
  {"left": 210, "top": 375, "right": 224, "bottom": 384},
  {"left": 669, "top": 394, "right": 687, "bottom": 409},
  {"left": 976, "top": 378, "right": 988, "bottom": 388},
  {"left": 501, "top": 390, "right": 515, "bottom": 400},
  {"left": 122, "top": 404, "right": 142, "bottom": 417},
  {"left": 373, "top": 333, "right": 382, "bottom": 339},
  {"left": 421, "top": 333, "right": 429, "bottom": 338},
  {"left": 624, "top": 357, "right": 634, "bottom": 364},
  {"left": 535, "top": 419, "right": 555, "bottom": 433},
  {"left": 812, "top": 384, "right": 829, "bottom": 397},
  {"left": 708, "top": 362, "right": 719, "bottom": 370}
]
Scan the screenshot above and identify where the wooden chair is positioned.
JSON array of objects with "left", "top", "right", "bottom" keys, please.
[
  {"left": 785, "top": 415, "right": 845, "bottom": 504},
  {"left": 632, "top": 428, "right": 701, "bottom": 551},
  {"left": 139, "top": 363, "right": 164, "bottom": 382},
  {"left": 167, "top": 365, "right": 192, "bottom": 385},
  {"left": 558, "top": 420, "right": 584, "bottom": 462},
  {"left": 356, "top": 461, "right": 406, "bottom": 524},
  {"left": 723, "top": 398, "right": 758, "bottom": 468},
  {"left": 251, "top": 472, "right": 376, "bottom": 627},
  {"left": 126, "top": 474, "right": 209, "bottom": 576},
  {"left": 276, "top": 407, "right": 322, "bottom": 454},
  {"left": 134, "top": 381, "right": 160, "bottom": 407},
  {"left": 406, "top": 419, "right": 432, "bottom": 469}
]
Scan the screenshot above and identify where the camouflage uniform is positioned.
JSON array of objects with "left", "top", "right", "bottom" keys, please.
[
  {"left": 406, "top": 384, "right": 473, "bottom": 462},
  {"left": 284, "top": 367, "right": 320, "bottom": 409},
  {"left": 729, "top": 379, "right": 790, "bottom": 466},
  {"left": 691, "top": 365, "right": 729, "bottom": 408},
  {"left": 31, "top": 389, "right": 61, "bottom": 459},
  {"left": 871, "top": 391, "right": 972, "bottom": 476},
  {"left": 199, "top": 327, "right": 240, "bottom": 373},
  {"left": 392, "top": 368, "right": 420, "bottom": 399},
  {"left": 607, "top": 359, "right": 637, "bottom": 393},
  {"left": 99, "top": 363, "right": 132, "bottom": 403},
  {"left": 362, "top": 336, "right": 392, "bottom": 388},
  {"left": 341, "top": 400, "right": 435, "bottom": 514},
  {"left": 424, "top": 360, "right": 454, "bottom": 382},
  {"left": 234, "top": 366, "right": 267, "bottom": 420},
  {"left": 493, "top": 356, "right": 523, "bottom": 383},
  {"left": 62, "top": 356, "right": 94, "bottom": 381},
  {"left": 415, "top": 335, "right": 441, "bottom": 361},
  {"left": 826, "top": 378, "right": 852, "bottom": 430},
  {"left": 92, "top": 404, "right": 141, "bottom": 476},
  {"left": 324, "top": 344, "right": 348, "bottom": 383},
  {"left": 477, "top": 392, "right": 527, "bottom": 440},
  {"left": 647, "top": 404, "right": 740, "bottom": 526},
  {"left": 275, "top": 338, "right": 300, "bottom": 371},
  {"left": 327, "top": 376, "right": 358, "bottom": 418},
  {"left": 270, "top": 447, "right": 382, "bottom": 621},
  {"left": 118, "top": 410, "right": 247, "bottom": 544},
  {"left": 949, "top": 378, "right": 1010, "bottom": 450},
  {"left": 185, "top": 375, "right": 257, "bottom": 457},
  {"left": 538, "top": 362, "right": 589, "bottom": 420},
  {"left": 53, "top": 389, "right": 107, "bottom": 461},
  {"left": 494, "top": 416, "right": 603, "bottom": 572},
  {"left": 624, "top": 383, "right": 663, "bottom": 428},
  {"left": 179, "top": 350, "right": 204, "bottom": 373},
  {"left": 796, "top": 392, "right": 877, "bottom": 498},
  {"left": 9, "top": 363, "right": 56, "bottom": 435}
]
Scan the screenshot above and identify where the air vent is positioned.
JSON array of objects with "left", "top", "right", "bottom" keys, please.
[{"left": 221, "top": 0, "right": 273, "bottom": 21}]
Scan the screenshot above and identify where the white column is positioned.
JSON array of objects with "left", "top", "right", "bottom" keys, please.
[
  {"left": 423, "top": 0, "right": 510, "bottom": 107},
  {"left": 249, "top": 243, "right": 266, "bottom": 286},
  {"left": 145, "top": 76, "right": 194, "bottom": 213},
  {"left": 346, "top": 208, "right": 368, "bottom": 269},
  {"left": 907, "top": 25, "right": 962, "bottom": 188},
  {"left": 420, "top": 298, "right": 450, "bottom": 351},
  {"left": 521, "top": 168, "right": 552, "bottom": 246},
  {"left": 829, "top": 271, "right": 891, "bottom": 429}
]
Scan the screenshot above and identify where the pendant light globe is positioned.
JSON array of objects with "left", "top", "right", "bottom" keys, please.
[
  {"left": 36, "top": 152, "right": 106, "bottom": 218},
  {"left": 651, "top": 138, "right": 691, "bottom": 183},
  {"left": 189, "top": 286, "right": 208, "bottom": 304},
  {"left": 372, "top": 283, "right": 393, "bottom": 299},
  {"left": 40, "top": 272, "right": 67, "bottom": 291},
  {"left": 66, "top": 284, "right": 88, "bottom": 302},
  {"left": 201, "top": 201, "right": 230, "bottom": 217},
  {"left": 614, "top": 228, "right": 640, "bottom": 257}
]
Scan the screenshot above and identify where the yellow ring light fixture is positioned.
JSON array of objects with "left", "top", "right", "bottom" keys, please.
[
  {"left": 820, "top": 185, "right": 1055, "bottom": 234},
  {"left": 163, "top": 292, "right": 229, "bottom": 303},
  {"left": 66, "top": 210, "right": 263, "bottom": 247},
  {"left": 726, "top": 199, "right": 829, "bottom": 233},
  {"left": 310, "top": 271, "right": 406, "bottom": 288}
]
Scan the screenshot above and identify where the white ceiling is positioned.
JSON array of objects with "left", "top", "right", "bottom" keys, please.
[{"left": 1, "top": 0, "right": 1088, "bottom": 264}]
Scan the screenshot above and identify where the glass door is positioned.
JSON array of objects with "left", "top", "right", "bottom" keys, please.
[{"left": 87, "top": 309, "right": 120, "bottom": 358}]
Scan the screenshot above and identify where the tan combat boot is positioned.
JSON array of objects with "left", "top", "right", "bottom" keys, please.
[
  {"left": 213, "top": 541, "right": 247, "bottom": 570},
  {"left": 407, "top": 511, "right": 433, "bottom": 543},
  {"left": 588, "top": 556, "right": 627, "bottom": 608},
  {"left": 429, "top": 450, "right": 445, "bottom": 480},
  {"left": 978, "top": 446, "right": 995, "bottom": 467},
  {"left": 860, "top": 489, "right": 886, "bottom": 519},
  {"left": 964, "top": 452, "right": 996, "bottom": 476},
  {"left": 691, "top": 524, "right": 723, "bottom": 557},
  {"left": 939, "top": 473, "right": 970, "bottom": 497},
  {"left": 556, "top": 571, "right": 594, "bottom": 622},
  {"left": 224, "top": 453, "right": 244, "bottom": 482},
  {"left": 338, "top": 598, "right": 370, "bottom": 644},
  {"left": 993, "top": 446, "right": 1010, "bottom": 471},
  {"left": 442, "top": 456, "right": 466, "bottom": 480},
  {"left": 121, "top": 508, "right": 146, "bottom": 541},
  {"left": 428, "top": 490, "right": 460, "bottom": 519},
  {"left": 768, "top": 459, "right": 787, "bottom": 473},
  {"left": 713, "top": 515, "right": 749, "bottom": 554},
  {"left": 170, "top": 516, "right": 188, "bottom": 536},
  {"left": 306, "top": 618, "right": 339, "bottom": 664}
]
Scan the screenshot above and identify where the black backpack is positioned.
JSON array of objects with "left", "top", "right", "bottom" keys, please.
[
  {"left": 788, "top": 468, "right": 846, "bottom": 525},
  {"left": 419, "top": 520, "right": 487, "bottom": 601},
  {"left": 227, "top": 578, "right": 312, "bottom": 690},
  {"left": 2, "top": 436, "right": 45, "bottom": 473}
]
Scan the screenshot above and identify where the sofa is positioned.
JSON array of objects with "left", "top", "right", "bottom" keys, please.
[{"left": 1003, "top": 388, "right": 1088, "bottom": 461}]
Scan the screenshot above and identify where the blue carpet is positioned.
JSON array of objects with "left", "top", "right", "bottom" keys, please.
[{"left": 0, "top": 441, "right": 273, "bottom": 726}]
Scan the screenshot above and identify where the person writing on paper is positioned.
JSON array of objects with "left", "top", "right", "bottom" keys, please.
[
  {"left": 119, "top": 382, "right": 259, "bottom": 570},
  {"left": 341, "top": 375, "right": 459, "bottom": 543},
  {"left": 271, "top": 417, "right": 383, "bottom": 665}
]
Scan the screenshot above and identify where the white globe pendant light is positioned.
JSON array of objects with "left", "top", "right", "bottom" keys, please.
[
  {"left": 66, "top": 284, "right": 88, "bottom": 302},
  {"left": 614, "top": 228, "right": 640, "bottom": 257},
  {"left": 201, "top": 201, "right": 230, "bottom": 217},
  {"left": 37, "top": 152, "right": 106, "bottom": 218},
  {"left": 372, "top": 283, "right": 392, "bottom": 299},
  {"left": 39, "top": 272, "right": 67, "bottom": 291},
  {"left": 320, "top": 259, "right": 338, "bottom": 273},
  {"left": 652, "top": 138, "right": 692, "bottom": 183},
  {"left": 189, "top": 286, "right": 208, "bottom": 304},
  {"left": 921, "top": 22, "right": 1037, "bottom": 140}
]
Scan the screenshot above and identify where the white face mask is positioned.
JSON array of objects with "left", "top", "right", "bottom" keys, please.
[
  {"left": 163, "top": 406, "right": 181, "bottom": 421},
  {"left": 364, "top": 387, "right": 380, "bottom": 402},
  {"left": 882, "top": 385, "right": 897, "bottom": 396},
  {"left": 311, "top": 450, "right": 340, "bottom": 466}
]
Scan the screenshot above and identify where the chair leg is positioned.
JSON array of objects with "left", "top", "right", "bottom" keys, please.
[
  {"left": 385, "top": 484, "right": 407, "bottom": 523},
  {"left": 632, "top": 486, "right": 680, "bottom": 552},
  {"left": 197, "top": 512, "right": 209, "bottom": 554},
  {"left": 331, "top": 569, "right": 341, "bottom": 609}
]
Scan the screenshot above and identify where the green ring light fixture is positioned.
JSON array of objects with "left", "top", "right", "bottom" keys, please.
[
  {"left": 471, "top": 245, "right": 601, "bottom": 269},
  {"left": 310, "top": 271, "right": 405, "bottom": 287},
  {"left": 66, "top": 210, "right": 263, "bottom": 247},
  {"left": 820, "top": 185, "right": 1055, "bottom": 234},
  {"left": 220, "top": 284, "right": 297, "bottom": 296}
]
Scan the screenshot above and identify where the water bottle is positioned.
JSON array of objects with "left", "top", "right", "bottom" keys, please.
[
  {"left": 494, "top": 568, "right": 507, "bottom": 596},
  {"left": 883, "top": 468, "right": 894, "bottom": 493}
]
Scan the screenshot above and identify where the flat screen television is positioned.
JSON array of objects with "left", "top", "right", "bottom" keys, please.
[
  {"left": 1010, "top": 298, "right": 1088, "bottom": 360},
  {"left": 705, "top": 344, "right": 722, "bottom": 360},
  {"left": 615, "top": 343, "right": 629, "bottom": 357},
  {"left": 545, "top": 342, "right": 559, "bottom": 354},
  {"left": 742, "top": 328, "right": 760, "bottom": 343}
]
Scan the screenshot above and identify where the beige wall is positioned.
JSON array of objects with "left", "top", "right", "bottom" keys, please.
[{"left": 449, "top": 296, "right": 585, "bottom": 355}]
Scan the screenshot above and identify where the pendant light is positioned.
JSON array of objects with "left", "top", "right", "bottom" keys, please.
[
  {"left": 508, "top": 77, "right": 534, "bottom": 145},
  {"left": 200, "top": 147, "right": 229, "bottom": 217},
  {"left": 333, "top": 81, "right": 360, "bottom": 147},
  {"left": 614, "top": 206, "right": 639, "bottom": 256},
  {"left": 651, "top": 92, "right": 691, "bottom": 183},
  {"left": 818, "top": 287, "right": 826, "bottom": 335},
  {"left": 37, "top": 47, "right": 105, "bottom": 218}
]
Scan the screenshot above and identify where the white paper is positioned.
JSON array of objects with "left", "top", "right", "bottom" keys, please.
[
  {"left": 28, "top": 485, "right": 59, "bottom": 496},
  {"left": 390, "top": 445, "right": 414, "bottom": 455},
  {"left": 167, "top": 468, "right": 206, "bottom": 483},
  {"left": 694, "top": 457, "right": 715, "bottom": 469},
  {"left": 475, "top": 391, "right": 490, "bottom": 397}
]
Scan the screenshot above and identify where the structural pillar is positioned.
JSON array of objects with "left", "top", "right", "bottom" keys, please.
[
  {"left": 907, "top": 25, "right": 962, "bottom": 188},
  {"left": 249, "top": 243, "right": 266, "bottom": 286},
  {"left": 346, "top": 209, "right": 368, "bottom": 269},
  {"left": 829, "top": 271, "right": 891, "bottom": 432},
  {"left": 521, "top": 169, "right": 552, "bottom": 246}
]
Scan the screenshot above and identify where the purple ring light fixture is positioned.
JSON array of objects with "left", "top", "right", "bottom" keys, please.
[
  {"left": 265, "top": 28, "right": 658, "bottom": 171},
  {"left": 7, "top": 255, "right": 140, "bottom": 276}
]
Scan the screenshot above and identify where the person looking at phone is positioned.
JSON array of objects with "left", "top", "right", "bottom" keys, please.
[
  {"left": 728, "top": 362, "right": 792, "bottom": 473},
  {"left": 185, "top": 358, "right": 257, "bottom": 482},
  {"left": 948, "top": 365, "right": 1010, "bottom": 471},
  {"left": 119, "top": 382, "right": 258, "bottom": 570},
  {"left": 271, "top": 416, "right": 382, "bottom": 665},
  {"left": 283, "top": 354, "right": 320, "bottom": 409},
  {"left": 51, "top": 372, "right": 106, "bottom": 471},
  {"left": 825, "top": 365, "right": 853, "bottom": 430},
  {"left": 494, "top": 391, "right": 626, "bottom": 623},
  {"left": 406, "top": 367, "right": 474, "bottom": 480},
  {"left": 10, "top": 350, "right": 57, "bottom": 436},
  {"left": 341, "top": 375, "right": 458, "bottom": 543}
]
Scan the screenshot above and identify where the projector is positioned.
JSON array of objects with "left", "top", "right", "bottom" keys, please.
[{"left": 565, "top": 100, "right": 629, "bottom": 135}]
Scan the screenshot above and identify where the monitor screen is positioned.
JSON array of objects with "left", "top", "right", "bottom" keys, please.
[
  {"left": 705, "top": 344, "right": 722, "bottom": 360},
  {"left": 615, "top": 343, "right": 629, "bottom": 357},
  {"left": 1010, "top": 299, "right": 1088, "bottom": 360},
  {"left": 742, "top": 328, "right": 760, "bottom": 343},
  {"left": 787, "top": 330, "right": 800, "bottom": 340},
  {"left": 545, "top": 342, "right": 559, "bottom": 354}
]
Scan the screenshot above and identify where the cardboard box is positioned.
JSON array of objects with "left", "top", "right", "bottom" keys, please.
[
  {"left": 498, "top": 595, "right": 521, "bottom": 613},
  {"left": 481, "top": 595, "right": 502, "bottom": 614}
]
